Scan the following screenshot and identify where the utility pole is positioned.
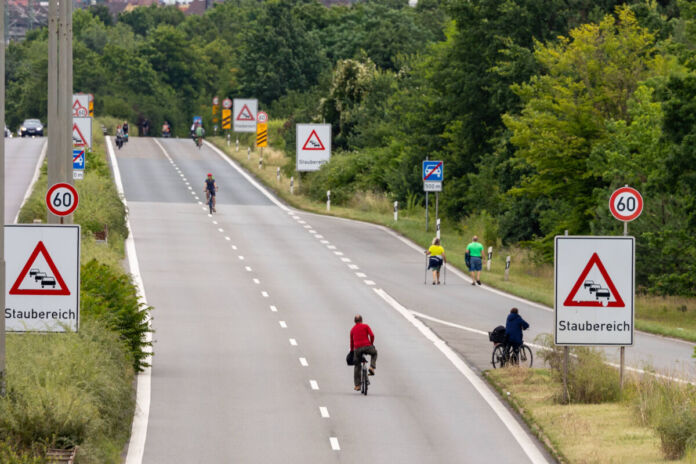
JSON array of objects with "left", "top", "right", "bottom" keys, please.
[
  {"left": 47, "top": 0, "right": 73, "bottom": 224},
  {"left": 1, "top": 0, "right": 7, "bottom": 396}
]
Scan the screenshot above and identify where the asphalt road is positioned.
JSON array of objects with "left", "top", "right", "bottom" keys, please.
[
  {"left": 115, "top": 137, "right": 555, "bottom": 464},
  {"left": 5, "top": 137, "right": 45, "bottom": 223}
]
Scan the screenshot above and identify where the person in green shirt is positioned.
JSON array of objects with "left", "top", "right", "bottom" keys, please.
[{"left": 466, "top": 235, "right": 485, "bottom": 286}]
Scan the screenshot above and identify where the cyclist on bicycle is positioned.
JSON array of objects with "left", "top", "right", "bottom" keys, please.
[
  {"left": 505, "top": 307, "right": 529, "bottom": 353},
  {"left": 194, "top": 122, "right": 204, "bottom": 147},
  {"left": 203, "top": 173, "right": 217, "bottom": 212},
  {"left": 350, "top": 314, "right": 377, "bottom": 391}
]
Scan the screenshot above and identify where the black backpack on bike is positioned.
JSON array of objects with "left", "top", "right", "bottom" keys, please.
[{"left": 489, "top": 325, "right": 506, "bottom": 344}]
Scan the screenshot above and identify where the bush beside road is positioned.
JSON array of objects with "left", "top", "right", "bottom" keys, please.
[{"left": 1, "top": 119, "right": 152, "bottom": 462}]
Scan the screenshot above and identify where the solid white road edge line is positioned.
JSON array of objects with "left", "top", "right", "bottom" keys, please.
[
  {"left": 107, "top": 136, "right": 153, "bottom": 464},
  {"left": 205, "top": 140, "right": 289, "bottom": 211},
  {"left": 14, "top": 140, "right": 47, "bottom": 224},
  {"left": 373, "top": 287, "right": 550, "bottom": 464}
]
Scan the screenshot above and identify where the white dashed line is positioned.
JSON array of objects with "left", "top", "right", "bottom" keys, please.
[
  {"left": 261, "top": 291, "right": 269, "bottom": 298},
  {"left": 315, "top": 235, "right": 324, "bottom": 239},
  {"left": 364, "top": 280, "right": 376, "bottom": 286},
  {"left": 225, "top": 236, "right": 231, "bottom": 241},
  {"left": 341, "top": 258, "right": 351, "bottom": 263},
  {"left": 304, "top": 225, "right": 312, "bottom": 229},
  {"left": 213, "top": 221, "right": 218, "bottom": 225},
  {"left": 319, "top": 407, "right": 330, "bottom": 418},
  {"left": 309, "top": 380, "right": 319, "bottom": 390},
  {"left": 187, "top": 186, "right": 192, "bottom": 190},
  {"left": 308, "top": 230, "right": 316, "bottom": 234},
  {"left": 298, "top": 220, "right": 306, "bottom": 224},
  {"left": 327, "top": 245, "right": 336, "bottom": 250},
  {"left": 330, "top": 437, "right": 340, "bottom": 451},
  {"left": 253, "top": 278, "right": 260, "bottom": 284},
  {"left": 197, "top": 201, "right": 202, "bottom": 205},
  {"left": 218, "top": 228, "right": 224, "bottom": 232},
  {"left": 194, "top": 196, "right": 199, "bottom": 200},
  {"left": 232, "top": 245, "right": 237, "bottom": 250},
  {"left": 245, "top": 266, "right": 252, "bottom": 272},
  {"left": 279, "top": 321, "right": 287, "bottom": 328},
  {"left": 356, "top": 272, "right": 367, "bottom": 278},
  {"left": 334, "top": 251, "right": 343, "bottom": 256},
  {"left": 202, "top": 207, "right": 207, "bottom": 211},
  {"left": 348, "top": 264, "right": 359, "bottom": 270},
  {"left": 238, "top": 256, "right": 245, "bottom": 260},
  {"left": 270, "top": 305, "right": 278, "bottom": 312},
  {"left": 289, "top": 338, "right": 297, "bottom": 346},
  {"left": 320, "top": 240, "right": 330, "bottom": 244},
  {"left": 299, "top": 357, "right": 308, "bottom": 367}
]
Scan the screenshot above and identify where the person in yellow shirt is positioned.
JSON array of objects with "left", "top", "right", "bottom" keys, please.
[{"left": 425, "top": 237, "right": 446, "bottom": 285}]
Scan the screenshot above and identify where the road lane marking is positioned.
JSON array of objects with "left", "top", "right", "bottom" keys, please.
[
  {"left": 225, "top": 236, "right": 231, "bottom": 241},
  {"left": 194, "top": 196, "right": 199, "bottom": 200},
  {"left": 108, "top": 137, "right": 152, "bottom": 464},
  {"left": 321, "top": 240, "right": 330, "bottom": 244},
  {"left": 187, "top": 186, "right": 192, "bottom": 190},
  {"left": 330, "top": 437, "right": 340, "bottom": 451},
  {"left": 202, "top": 207, "right": 207, "bottom": 211},
  {"left": 304, "top": 225, "right": 311, "bottom": 228},
  {"left": 309, "top": 230, "right": 316, "bottom": 234},
  {"left": 279, "top": 321, "right": 287, "bottom": 328},
  {"left": 213, "top": 221, "right": 218, "bottom": 225},
  {"left": 334, "top": 251, "right": 344, "bottom": 256},
  {"left": 310, "top": 380, "right": 319, "bottom": 390},
  {"left": 315, "top": 234, "right": 324, "bottom": 238},
  {"left": 299, "top": 357, "right": 308, "bottom": 367},
  {"left": 218, "top": 228, "right": 224, "bottom": 232},
  {"left": 270, "top": 305, "right": 278, "bottom": 312},
  {"left": 341, "top": 257, "right": 351, "bottom": 262},
  {"left": 364, "top": 280, "right": 375, "bottom": 286},
  {"left": 253, "top": 278, "right": 260, "bottom": 284},
  {"left": 261, "top": 291, "right": 269, "bottom": 298},
  {"left": 319, "top": 407, "right": 330, "bottom": 418},
  {"left": 289, "top": 338, "right": 297, "bottom": 346},
  {"left": 356, "top": 272, "right": 366, "bottom": 278},
  {"left": 327, "top": 245, "right": 336, "bottom": 250},
  {"left": 238, "top": 256, "right": 245, "bottom": 260},
  {"left": 348, "top": 264, "right": 359, "bottom": 270},
  {"left": 298, "top": 220, "right": 306, "bottom": 224},
  {"left": 231, "top": 245, "right": 237, "bottom": 250},
  {"left": 197, "top": 201, "right": 202, "bottom": 205},
  {"left": 373, "top": 288, "right": 551, "bottom": 464},
  {"left": 245, "top": 266, "right": 252, "bottom": 272}
]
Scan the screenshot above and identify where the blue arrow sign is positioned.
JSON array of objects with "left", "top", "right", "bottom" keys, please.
[
  {"left": 73, "top": 149, "right": 85, "bottom": 170},
  {"left": 422, "top": 160, "right": 443, "bottom": 182}
]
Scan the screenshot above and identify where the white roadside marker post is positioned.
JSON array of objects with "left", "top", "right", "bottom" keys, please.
[
  {"left": 327, "top": 190, "right": 331, "bottom": 211},
  {"left": 487, "top": 246, "right": 493, "bottom": 271},
  {"left": 394, "top": 201, "right": 398, "bottom": 222},
  {"left": 290, "top": 176, "right": 294, "bottom": 195},
  {"left": 276, "top": 167, "right": 280, "bottom": 183},
  {"left": 504, "top": 256, "right": 511, "bottom": 281}
]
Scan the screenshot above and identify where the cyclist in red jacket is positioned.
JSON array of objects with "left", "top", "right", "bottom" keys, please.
[{"left": 350, "top": 314, "right": 377, "bottom": 391}]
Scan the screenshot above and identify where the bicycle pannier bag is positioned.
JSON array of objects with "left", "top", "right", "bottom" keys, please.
[{"left": 489, "top": 325, "right": 506, "bottom": 343}]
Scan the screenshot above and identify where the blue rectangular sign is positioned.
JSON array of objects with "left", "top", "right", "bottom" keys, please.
[
  {"left": 422, "top": 160, "right": 443, "bottom": 182},
  {"left": 73, "top": 149, "right": 85, "bottom": 170}
]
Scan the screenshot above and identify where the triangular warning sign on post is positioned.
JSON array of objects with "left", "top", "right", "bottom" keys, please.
[
  {"left": 72, "top": 100, "right": 88, "bottom": 117},
  {"left": 302, "top": 130, "right": 326, "bottom": 151},
  {"left": 72, "top": 123, "right": 88, "bottom": 147},
  {"left": 236, "top": 104, "right": 254, "bottom": 121},
  {"left": 563, "top": 252, "right": 625, "bottom": 308},
  {"left": 9, "top": 241, "right": 70, "bottom": 296}
]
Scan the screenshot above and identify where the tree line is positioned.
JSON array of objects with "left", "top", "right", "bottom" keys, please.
[{"left": 6, "top": 0, "right": 694, "bottom": 295}]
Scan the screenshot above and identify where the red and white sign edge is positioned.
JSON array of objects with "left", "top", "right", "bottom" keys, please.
[{"left": 609, "top": 186, "right": 643, "bottom": 222}]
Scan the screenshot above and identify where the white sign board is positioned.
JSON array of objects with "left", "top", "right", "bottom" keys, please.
[
  {"left": 72, "top": 94, "right": 89, "bottom": 117},
  {"left": 423, "top": 181, "right": 442, "bottom": 192},
  {"left": 233, "top": 98, "right": 258, "bottom": 132},
  {"left": 5, "top": 225, "right": 81, "bottom": 332},
  {"left": 73, "top": 117, "right": 92, "bottom": 148},
  {"left": 555, "top": 236, "right": 634, "bottom": 346},
  {"left": 296, "top": 124, "right": 331, "bottom": 172}
]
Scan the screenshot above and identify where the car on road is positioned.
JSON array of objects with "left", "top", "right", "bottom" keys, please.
[
  {"left": 19, "top": 119, "right": 44, "bottom": 137},
  {"left": 33, "top": 272, "right": 47, "bottom": 282},
  {"left": 41, "top": 276, "right": 56, "bottom": 288}
]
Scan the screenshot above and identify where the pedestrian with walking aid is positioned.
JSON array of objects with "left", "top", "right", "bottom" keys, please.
[{"left": 424, "top": 237, "right": 446, "bottom": 285}]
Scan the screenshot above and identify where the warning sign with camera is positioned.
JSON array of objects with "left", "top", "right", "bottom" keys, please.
[{"left": 555, "top": 236, "right": 634, "bottom": 346}]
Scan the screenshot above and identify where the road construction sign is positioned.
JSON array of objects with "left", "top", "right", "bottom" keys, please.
[
  {"left": 555, "top": 236, "right": 634, "bottom": 346},
  {"left": 72, "top": 117, "right": 92, "bottom": 148},
  {"left": 88, "top": 94, "right": 94, "bottom": 117},
  {"left": 233, "top": 99, "right": 258, "bottom": 132},
  {"left": 5, "top": 225, "right": 81, "bottom": 332},
  {"left": 296, "top": 124, "right": 331, "bottom": 172},
  {"left": 222, "top": 109, "right": 232, "bottom": 130},
  {"left": 256, "top": 123, "right": 268, "bottom": 147},
  {"left": 72, "top": 94, "right": 89, "bottom": 117}
]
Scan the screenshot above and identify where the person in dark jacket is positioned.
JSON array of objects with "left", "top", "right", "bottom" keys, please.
[{"left": 505, "top": 307, "right": 529, "bottom": 349}]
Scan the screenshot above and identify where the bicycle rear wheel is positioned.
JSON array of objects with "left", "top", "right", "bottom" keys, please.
[
  {"left": 361, "top": 365, "right": 368, "bottom": 395},
  {"left": 491, "top": 344, "right": 506, "bottom": 369},
  {"left": 517, "top": 345, "right": 533, "bottom": 368}
]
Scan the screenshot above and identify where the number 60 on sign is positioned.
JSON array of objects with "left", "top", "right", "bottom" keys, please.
[
  {"left": 609, "top": 186, "right": 643, "bottom": 222},
  {"left": 46, "top": 183, "right": 79, "bottom": 216}
]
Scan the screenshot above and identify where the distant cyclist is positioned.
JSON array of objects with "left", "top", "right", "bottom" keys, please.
[
  {"left": 350, "top": 314, "right": 377, "bottom": 391},
  {"left": 203, "top": 173, "right": 217, "bottom": 212},
  {"left": 194, "top": 123, "right": 204, "bottom": 148},
  {"left": 505, "top": 307, "right": 529, "bottom": 354}
]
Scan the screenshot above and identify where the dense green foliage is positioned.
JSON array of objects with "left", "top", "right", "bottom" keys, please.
[{"left": 6, "top": 0, "right": 694, "bottom": 295}]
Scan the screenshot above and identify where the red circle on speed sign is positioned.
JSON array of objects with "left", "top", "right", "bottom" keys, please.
[
  {"left": 46, "top": 183, "right": 79, "bottom": 216},
  {"left": 222, "top": 98, "right": 232, "bottom": 109},
  {"left": 609, "top": 186, "right": 643, "bottom": 222}
]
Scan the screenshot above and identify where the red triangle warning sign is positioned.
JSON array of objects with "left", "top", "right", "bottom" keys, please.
[
  {"left": 72, "top": 100, "right": 88, "bottom": 117},
  {"left": 9, "top": 241, "right": 70, "bottom": 296},
  {"left": 302, "top": 130, "right": 326, "bottom": 151},
  {"left": 563, "top": 253, "right": 624, "bottom": 308},
  {"left": 72, "top": 123, "right": 88, "bottom": 147},
  {"left": 236, "top": 104, "right": 255, "bottom": 121}
]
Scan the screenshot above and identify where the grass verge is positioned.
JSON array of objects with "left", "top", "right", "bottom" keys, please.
[
  {"left": 209, "top": 134, "right": 696, "bottom": 343},
  {"left": 2, "top": 119, "right": 151, "bottom": 462}
]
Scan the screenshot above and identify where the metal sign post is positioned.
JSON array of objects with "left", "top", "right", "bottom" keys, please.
[
  {"left": 0, "top": 0, "right": 6, "bottom": 396},
  {"left": 422, "top": 160, "right": 443, "bottom": 233}
]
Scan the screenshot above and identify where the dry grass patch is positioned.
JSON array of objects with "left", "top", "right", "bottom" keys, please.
[{"left": 487, "top": 368, "right": 685, "bottom": 464}]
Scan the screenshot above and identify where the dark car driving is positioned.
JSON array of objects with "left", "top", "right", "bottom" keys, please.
[{"left": 19, "top": 119, "right": 44, "bottom": 137}]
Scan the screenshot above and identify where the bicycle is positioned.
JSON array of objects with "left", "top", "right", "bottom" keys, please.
[
  {"left": 491, "top": 342, "right": 533, "bottom": 369},
  {"left": 360, "top": 358, "right": 370, "bottom": 395},
  {"left": 205, "top": 191, "right": 215, "bottom": 214},
  {"left": 195, "top": 136, "right": 203, "bottom": 149}
]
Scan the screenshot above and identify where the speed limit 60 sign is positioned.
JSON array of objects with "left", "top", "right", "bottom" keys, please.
[
  {"left": 46, "top": 183, "right": 78, "bottom": 216},
  {"left": 609, "top": 186, "right": 643, "bottom": 222}
]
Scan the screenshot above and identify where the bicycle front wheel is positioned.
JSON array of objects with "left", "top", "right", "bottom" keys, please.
[
  {"left": 491, "top": 344, "right": 506, "bottom": 369},
  {"left": 517, "top": 345, "right": 533, "bottom": 368}
]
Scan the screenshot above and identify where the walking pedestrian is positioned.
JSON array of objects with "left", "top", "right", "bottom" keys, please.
[
  {"left": 466, "top": 235, "right": 485, "bottom": 285},
  {"left": 425, "top": 237, "right": 446, "bottom": 285}
]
